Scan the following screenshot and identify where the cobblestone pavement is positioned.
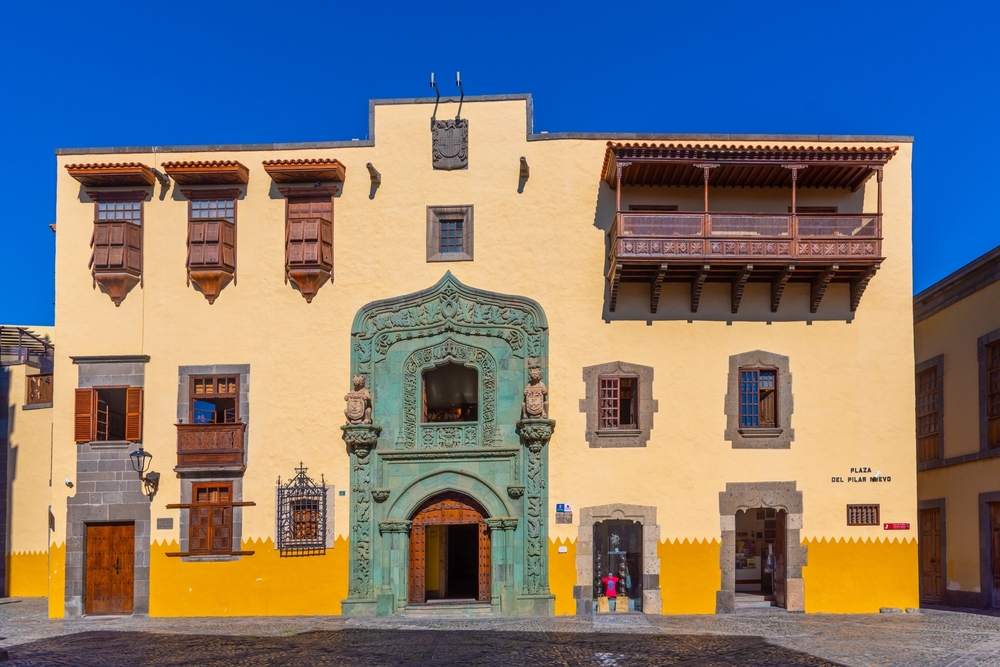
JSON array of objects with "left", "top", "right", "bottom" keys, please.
[{"left": 2, "top": 598, "right": 1000, "bottom": 666}]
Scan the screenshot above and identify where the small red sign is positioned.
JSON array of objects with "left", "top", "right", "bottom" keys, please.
[{"left": 883, "top": 523, "right": 910, "bottom": 530}]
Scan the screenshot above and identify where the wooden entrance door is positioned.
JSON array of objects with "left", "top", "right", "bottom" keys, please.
[
  {"left": 991, "top": 503, "right": 1000, "bottom": 608},
  {"left": 918, "top": 508, "right": 942, "bottom": 603},
  {"left": 85, "top": 523, "right": 135, "bottom": 615},
  {"left": 408, "top": 492, "right": 490, "bottom": 604},
  {"left": 774, "top": 510, "right": 787, "bottom": 608}
]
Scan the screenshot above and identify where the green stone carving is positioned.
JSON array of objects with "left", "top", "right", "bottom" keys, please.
[{"left": 341, "top": 273, "right": 554, "bottom": 617}]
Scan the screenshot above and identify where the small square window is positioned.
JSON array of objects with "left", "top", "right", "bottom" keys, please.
[
  {"left": 427, "top": 206, "right": 473, "bottom": 262},
  {"left": 847, "top": 504, "right": 880, "bottom": 526}
]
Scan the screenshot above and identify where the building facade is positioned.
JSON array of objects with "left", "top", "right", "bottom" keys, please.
[
  {"left": 914, "top": 246, "right": 1000, "bottom": 609},
  {"left": 23, "top": 94, "right": 919, "bottom": 617}
]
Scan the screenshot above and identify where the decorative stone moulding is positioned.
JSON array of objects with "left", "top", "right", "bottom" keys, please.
[
  {"left": 431, "top": 118, "right": 469, "bottom": 170},
  {"left": 262, "top": 158, "right": 346, "bottom": 183},
  {"left": 517, "top": 418, "right": 556, "bottom": 449},
  {"left": 162, "top": 160, "right": 250, "bottom": 185},
  {"left": 66, "top": 162, "right": 156, "bottom": 187},
  {"left": 506, "top": 485, "right": 525, "bottom": 499},
  {"left": 341, "top": 423, "right": 382, "bottom": 454},
  {"left": 371, "top": 489, "right": 390, "bottom": 503}
]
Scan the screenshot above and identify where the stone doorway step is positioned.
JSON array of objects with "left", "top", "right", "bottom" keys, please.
[
  {"left": 402, "top": 601, "right": 495, "bottom": 619},
  {"left": 734, "top": 592, "right": 780, "bottom": 612}
]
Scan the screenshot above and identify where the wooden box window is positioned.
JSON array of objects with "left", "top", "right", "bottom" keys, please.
[
  {"left": 25, "top": 373, "right": 53, "bottom": 405},
  {"left": 190, "top": 483, "right": 233, "bottom": 554},
  {"left": 599, "top": 376, "right": 638, "bottom": 430},
  {"left": 88, "top": 194, "right": 144, "bottom": 306},
  {"left": 916, "top": 366, "right": 941, "bottom": 460},
  {"left": 847, "top": 504, "right": 880, "bottom": 526},
  {"left": 988, "top": 341, "right": 1000, "bottom": 449},
  {"left": 740, "top": 368, "right": 777, "bottom": 428},
  {"left": 284, "top": 195, "right": 334, "bottom": 303},
  {"left": 74, "top": 386, "right": 142, "bottom": 443},
  {"left": 184, "top": 192, "right": 238, "bottom": 304},
  {"left": 190, "top": 375, "right": 239, "bottom": 424}
]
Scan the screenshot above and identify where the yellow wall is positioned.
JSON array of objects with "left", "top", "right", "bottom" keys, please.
[
  {"left": 658, "top": 539, "right": 720, "bottom": 614},
  {"left": 548, "top": 538, "right": 576, "bottom": 615},
  {"left": 915, "top": 277, "right": 1000, "bottom": 598},
  {"left": 803, "top": 537, "right": 918, "bottom": 612},
  {"left": 48, "top": 542, "right": 65, "bottom": 618},
  {"left": 8, "top": 551, "right": 48, "bottom": 597},
  {"left": 149, "top": 537, "right": 348, "bottom": 616},
  {"left": 46, "top": 97, "right": 917, "bottom": 614}
]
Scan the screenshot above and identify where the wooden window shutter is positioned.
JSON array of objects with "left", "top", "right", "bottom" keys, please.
[
  {"left": 74, "top": 388, "right": 95, "bottom": 443},
  {"left": 125, "top": 387, "right": 143, "bottom": 442}
]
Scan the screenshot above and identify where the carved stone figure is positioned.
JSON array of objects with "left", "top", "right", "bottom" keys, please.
[
  {"left": 344, "top": 375, "right": 373, "bottom": 425},
  {"left": 522, "top": 368, "right": 548, "bottom": 419}
]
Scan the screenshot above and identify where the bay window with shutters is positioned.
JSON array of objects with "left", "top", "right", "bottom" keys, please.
[
  {"left": 176, "top": 375, "right": 246, "bottom": 470},
  {"left": 283, "top": 190, "right": 335, "bottom": 303},
  {"left": 183, "top": 190, "right": 239, "bottom": 304},
  {"left": 88, "top": 192, "right": 145, "bottom": 307},
  {"left": 74, "top": 386, "right": 143, "bottom": 443}
]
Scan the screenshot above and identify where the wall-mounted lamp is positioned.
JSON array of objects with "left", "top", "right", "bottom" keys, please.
[{"left": 129, "top": 446, "right": 159, "bottom": 498}]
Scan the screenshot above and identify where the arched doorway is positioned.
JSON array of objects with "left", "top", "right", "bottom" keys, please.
[{"left": 408, "top": 492, "right": 490, "bottom": 605}]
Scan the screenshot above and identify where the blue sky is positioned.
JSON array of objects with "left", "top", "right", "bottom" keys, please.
[{"left": 2, "top": 1, "right": 997, "bottom": 325}]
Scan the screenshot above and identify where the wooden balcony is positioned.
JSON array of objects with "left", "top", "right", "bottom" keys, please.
[
  {"left": 176, "top": 422, "right": 246, "bottom": 470},
  {"left": 608, "top": 211, "right": 882, "bottom": 313}
]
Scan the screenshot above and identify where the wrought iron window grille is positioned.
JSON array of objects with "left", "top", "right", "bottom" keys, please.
[{"left": 276, "top": 463, "right": 327, "bottom": 556}]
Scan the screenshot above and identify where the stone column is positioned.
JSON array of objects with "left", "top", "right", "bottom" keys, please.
[
  {"left": 377, "top": 519, "right": 411, "bottom": 616},
  {"left": 518, "top": 418, "right": 556, "bottom": 615},
  {"left": 341, "top": 424, "right": 381, "bottom": 616}
]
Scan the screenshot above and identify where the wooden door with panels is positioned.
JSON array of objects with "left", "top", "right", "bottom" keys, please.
[
  {"left": 85, "top": 523, "right": 135, "bottom": 615},
  {"left": 991, "top": 503, "right": 1000, "bottom": 608},
  {"left": 408, "top": 492, "right": 490, "bottom": 605},
  {"left": 918, "top": 508, "right": 942, "bottom": 603}
]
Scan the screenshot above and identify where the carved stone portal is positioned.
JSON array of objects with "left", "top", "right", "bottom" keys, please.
[
  {"left": 344, "top": 375, "right": 373, "bottom": 425},
  {"left": 431, "top": 119, "right": 469, "bottom": 170},
  {"left": 522, "top": 368, "right": 549, "bottom": 419}
]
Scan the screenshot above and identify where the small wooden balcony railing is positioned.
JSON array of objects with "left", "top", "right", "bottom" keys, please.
[
  {"left": 176, "top": 422, "right": 246, "bottom": 470},
  {"left": 607, "top": 211, "right": 882, "bottom": 314}
]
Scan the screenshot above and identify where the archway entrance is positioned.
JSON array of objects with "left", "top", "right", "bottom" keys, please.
[{"left": 408, "top": 492, "right": 491, "bottom": 605}]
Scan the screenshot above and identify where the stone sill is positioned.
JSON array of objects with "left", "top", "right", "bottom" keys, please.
[
  {"left": 86, "top": 440, "right": 135, "bottom": 450},
  {"left": 737, "top": 427, "right": 783, "bottom": 438},
  {"left": 592, "top": 429, "right": 644, "bottom": 448},
  {"left": 22, "top": 402, "right": 52, "bottom": 410}
]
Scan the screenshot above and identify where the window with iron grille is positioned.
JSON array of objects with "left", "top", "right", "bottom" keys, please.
[
  {"left": 277, "top": 464, "right": 327, "bottom": 554},
  {"left": 916, "top": 365, "right": 941, "bottom": 461},
  {"left": 190, "top": 483, "right": 234, "bottom": 554},
  {"left": 847, "top": 504, "right": 880, "bottom": 526},
  {"left": 988, "top": 341, "right": 1000, "bottom": 449},
  {"left": 598, "top": 376, "right": 638, "bottom": 430},
  {"left": 740, "top": 368, "right": 777, "bottom": 428}
]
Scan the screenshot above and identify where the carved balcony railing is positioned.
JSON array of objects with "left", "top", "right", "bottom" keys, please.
[
  {"left": 176, "top": 422, "right": 246, "bottom": 470},
  {"left": 419, "top": 422, "right": 480, "bottom": 449},
  {"left": 25, "top": 373, "right": 53, "bottom": 405},
  {"left": 607, "top": 212, "right": 882, "bottom": 314}
]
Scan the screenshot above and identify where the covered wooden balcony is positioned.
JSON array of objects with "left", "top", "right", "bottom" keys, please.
[
  {"left": 602, "top": 143, "right": 897, "bottom": 314},
  {"left": 176, "top": 422, "right": 246, "bottom": 470}
]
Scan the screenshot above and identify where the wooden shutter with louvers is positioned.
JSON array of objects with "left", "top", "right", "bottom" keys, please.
[
  {"left": 75, "top": 388, "right": 95, "bottom": 442},
  {"left": 125, "top": 387, "right": 143, "bottom": 442}
]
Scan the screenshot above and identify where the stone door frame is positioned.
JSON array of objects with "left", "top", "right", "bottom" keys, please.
[
  {"left": 718, "top": 481, "right": 806, "bottom": 613},
  {"left": 574, "top": 504, "right": 661, "bottom": 615}
]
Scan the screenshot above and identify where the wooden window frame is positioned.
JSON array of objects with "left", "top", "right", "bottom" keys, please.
[
  {"left": 188, "top": 375, "right": 240, "bottom": 424},
  {"left": 847, "top": 504, "right": 880, "bottom": 526},
  {"left": 987, "top": 340, "right": 1000, "bottom": 450},
  {"left": 739, "top": 367, "right": 778, "bottom": 429},
  {"left": 280, "top": 188, "right": 335, "bottom": 303},
  {"left": 916, "top": 358, "right": 943, "bottom": 462},
  {"left": 185, "top": 192, "right": 238, "bottom": 272},
  {"left": 598, "top": 375, "right": 639, "bottom": 431},
  {"left": 74, "top": 386, "right": 143, "bottom": 443},
  {"left": 165, "top": 482, "right": 256, "bottom": 558}
]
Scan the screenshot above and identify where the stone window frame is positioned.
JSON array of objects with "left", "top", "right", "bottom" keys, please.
[
  {"left": 573, "top": 504, "right": 661, "bottom": 616},
  {"left": 724, "top": 350, "right": 794, "bottom": 449},
  {"left": 426, "top": 205, "right": 474, "bottom": 262},
  {"left": 174, "top": 364, "right": 251, "bottom": 561},
  {"left": 915, "top": 355, "right": 945, "bottom": 468},
  {"left": 980, "top": 328, "right": 1000, "bottom": 451},
  {"left": 718, "top": 482, "right": 806, "bottom": 613},
  {"left": 580, "top": 361, "right": 657, "bottom": 448}
]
